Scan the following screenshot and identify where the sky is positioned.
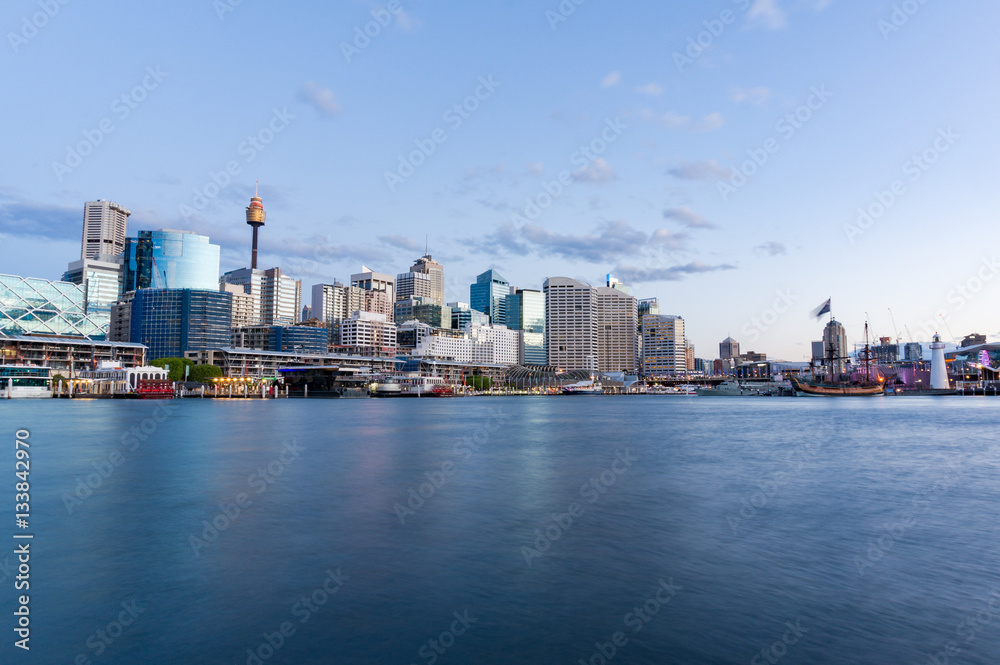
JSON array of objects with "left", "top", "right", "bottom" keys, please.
[{"left": 2, "top": 0, "right": 999, "bottom": 360}]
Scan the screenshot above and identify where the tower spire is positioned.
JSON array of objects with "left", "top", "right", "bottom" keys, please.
[{"left": 246, "top": 184, "right": 266, "bottom": 270}]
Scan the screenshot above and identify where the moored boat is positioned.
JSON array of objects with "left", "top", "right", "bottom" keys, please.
[
  {"left": 561, "top": 380, "right": 604, "bottom": 395},
  {"left": 0, "top": 364, "right": 53, "bottom": 399}
]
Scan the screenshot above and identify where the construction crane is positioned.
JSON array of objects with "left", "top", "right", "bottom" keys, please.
[{"left": 888, "top": 308, "right": 902, "bottom": 344}]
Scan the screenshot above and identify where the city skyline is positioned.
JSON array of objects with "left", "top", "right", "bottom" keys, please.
[{"left": 3, "top": 1, "right": 999, "bottom": 359}]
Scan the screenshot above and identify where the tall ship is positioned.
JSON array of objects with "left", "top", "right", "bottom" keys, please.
[
  {"left": 793, "top": 306, "right": 884, "bottom": 396},
  {"left": 0, "top": 364, "right": 53, "bottom": 399}
]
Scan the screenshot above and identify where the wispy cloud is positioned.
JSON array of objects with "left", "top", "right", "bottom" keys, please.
[
  {"left": 0, "top": 195, "right": 79, "bottom": 241},
  {"left": 641, "top": 110, "right": 724, "bottom": 132},
  {"left": 746, "top": 0, "right": 787, "bottom": 29},
  {"left": 730, "top": 86, "right": 771, "bottom": 105},
  {"left": 601, "top": 71, "right": 621, "bottom": 88},
  {"left": 379, "top": 235, "right": 422, "bottom": 251},
  {"left": 613, "top": 261, "right": 737, "bottom": 283},
  {"left": 572, "top": 158, "right": 617, "bottom": 184},
  {"left": 635, "top": 83, "right": 664, "bottom": 96},
  {"left": 663, "top": 206, "right": 717, "bottom": 229},
  {"left": 668, "top": 159, "right": 733, "bottom": 181},
  {"left": 755, "top": 241, "right": 786, "bottom": 256},
  {"left": 299, "top": 82, "right": 342, "bottom": 116},
  {"left": 694, "top": 112, "right": 725, "bottom": 132}
]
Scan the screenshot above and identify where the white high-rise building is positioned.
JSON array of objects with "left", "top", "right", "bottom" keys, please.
[
  {"left": 544, "top": 277, "right": 598, "bottom": 371},
  {"left": 220, "top": 267, "right": 301, "bottom": 326},
  {"left": 396, "top": 271, "right": 433, "bottom": 301},
  {"left": 468, "top": 324, "right": 520, "bottom": 366},
  {"left": 411, "top": 254, "right": 445, "bottom": 308},
  {"left": 823, "top": 319, "right": 848, "bottom": 375},
  {"left": 642, "top": 315, "right": 686, "bottom": 376},
  {"left": 338, "top": 311, "right": 397, "bottom": 357},
  {"left": 595, "top": 286, "right": 638, "bottom": 373},
  {"left": 81, "top": 200, "right": 131, "bottom": 260}
]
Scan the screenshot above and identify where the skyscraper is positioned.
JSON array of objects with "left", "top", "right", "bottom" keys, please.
[
  {"left": 220, "top": 267, "right": 301, "bottom": 326},
  {"left": 122, "top": 229, "right": 220, "bottom": 291},
  {"left": 643, "top": 315, "right": 686, "bottom": 376},
  {"left": 62, "top": 255, "right": 123, "bottom": 334},
  {"left": 823, "top": 319, "right": 848, "bottom": 375},
  {"left": 396, "top": 270, "right": 433, "bottom": 301},
  {"left": 81, "top": 200, "right": 130, "bottom": 260},
  {"left": 410, "top": 254, "right": 444, "bottom": 308},
  {"left": 351, "top": 267, "right": 395, "bottom": 322},
  {"left": 246, "top": 187, "right": 266, "bottom": 270},
  {"left": 719, "top": 337, "right": 740, "bottom": 360},
  {"left": 595, "top": 285, "right": 638, "bottom": 373},
  {"left": 470, "top": 269, "right": 509, "bottom": 326},
  {"left": 544, "top": 277, "right": 597, "bottom": 371},
  {"left": 128, "top": 289, "right": 233, "bottom": 360},
  {"left": 506, "top": 288, "right": 545, "bottom": 365}
]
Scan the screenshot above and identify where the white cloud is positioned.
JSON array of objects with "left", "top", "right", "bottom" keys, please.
[
  {"left": 601, "top": 71, "right": 621, "bottom": 88},
  {"left": 635, "top": 83, "right": 664, "bottom": 96},
  {"left": 694, "top": 112, "right": 725, "bottom": 131},
  {"left": 640, "top": 109, "right": 690, "bottom": 129},
  {"left": 526, "top": 162, "right": 544, "bottom": 176},
  {"left": 572, "top": 158, "right": 617, "bottom": 184},
  {"left": 747, "top": 0, "right": 787, "bottom": 29},
  {"left": 668, "top": 159, "right": 733, "bottom": 181},
  {"left": 663, "top": 206, "right": 717, "bottom": 229},
  {"left": 299, "top": 82, "right": 342, "bottom": 115},
  {"left": 730, "top": 86, "right": 771, "bottom": 105}
]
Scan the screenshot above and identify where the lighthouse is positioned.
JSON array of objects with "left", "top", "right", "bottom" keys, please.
[{"left": 929, "top": 333, "right": 949, "bottom": 390}]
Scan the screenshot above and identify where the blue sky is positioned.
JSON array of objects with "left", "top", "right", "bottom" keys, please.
[{"left": 2, "top": 0, "right": 998, "bottom": 359}]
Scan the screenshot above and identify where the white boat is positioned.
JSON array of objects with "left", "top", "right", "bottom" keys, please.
[
  {"left": 561, "top": 380, "right": 604, "bottom": 395},
  {"left": 0, "top": 364, "right": 53, "bottom": 399}
]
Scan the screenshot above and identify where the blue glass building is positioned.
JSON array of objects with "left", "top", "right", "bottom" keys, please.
[
  {"left": 505, "top": 288, "right": 546, "bottom": 365},
  {"left": 129, "top": 289, "right": 232, "bottom": 360},
  {"left": 123, "top": 230, "right": 220, "bottom": 292},
  {"left": 0, "top": 274, "right": 108, "bottom": 339},
  {"left": 470, "top": 269, "right": 509, "bottom": 326}
]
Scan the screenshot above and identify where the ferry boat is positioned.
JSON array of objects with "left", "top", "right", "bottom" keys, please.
[
  {"left": 561, "top": 380, "right": 604, "bottom": 395},
  {"left": 0, "top": 364, "right": 53, "bottom": 399}
]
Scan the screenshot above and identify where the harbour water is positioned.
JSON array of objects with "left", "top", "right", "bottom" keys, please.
[{"left": 3, "top": 397, "right": 1000, "bottom": 664}]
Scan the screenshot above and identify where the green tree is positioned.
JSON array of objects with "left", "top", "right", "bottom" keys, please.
[
  {"left": 150, "top": 357, "right": 193, "bottom": 381},
  {"left": 188, "top": 364, "right": 223, "bottom": 383},
  {"left": 465, "top": 375, "right": 493, "bottom": 391}
]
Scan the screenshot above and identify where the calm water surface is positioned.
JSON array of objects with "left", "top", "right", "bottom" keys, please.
[{"left": 1, "top": 396, "right": 999, "bottom": 664}]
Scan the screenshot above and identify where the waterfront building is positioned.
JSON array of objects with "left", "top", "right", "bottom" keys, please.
[
  {"left": 81, "top": 200, "right": 130, "bottom": 260},
  {"left": 468, "top": 324, "right": 520, "bottom": 366},
  {"left": 186, "top": 347, "right": 398, "bottom": 379},
  {"left": 410, "top": 254, "right": 445, "bottom": 308},
  {"left": 231, "top": 325, "right": 328, "bottom": 354},
  {"left": 448, "top": 302, "right": 490, "bottom": 331},
  {"left": 544, "top": 277, "right": 598, "bottom": 371},
  {"left": 0, "top": 335, "right": 146, "bottom": 377},
  {"left": 0, "top": 274, "right": 108, "bottom": 339},
  {"left": 220, "top": 267, "right": 301, "bottom": 326},
  {"left": 823, "top": 320, "right": 848, "bottom": 375},
  {"left": 642, "top": 315, "right": 686, "bottom": 376},
  {"left": 129, "top": 289, "right": 233, "bottom": 360},
  {"left": 337, "top": 311, "right": 396, "bottom": 357},
  {"left": 505, "top": 288, "right": 545, "bottom": 365},
  {"left": 470, "top": 269, "right": 509, "bottom": 325},
  {"left": 62, "top": 255, "right": 123, "bottom": 334},
  {"left": 123, "top": 229, "right": 220, "bottom": 291},
  {"left": 720, "top": 336, "right": 740, "bottom": 360},
  {"left": 595, "top": 285, "right": 638, "bottom": 373}
]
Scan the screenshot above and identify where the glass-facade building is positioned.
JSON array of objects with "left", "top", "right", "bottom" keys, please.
[
  {"left": 0, "top": 274, "right": 108, "bottom": 339},
  {"left": 62, "top": 257, "right": 123, "bottom": 335},
  {"left": 448, "top": 302, "right": 490, "bottom": 331},
  {"left": 123, "top": 229, "right": 220, "bottom": 291},
  {"left": 506, "top": 288, "right": 545, "bottom": 365},
  {"left": 470, "top": 269, "right": 509, "bottom": 326},
  {"left": 129, "top": 289, "right": 232, "bottom": 360}
]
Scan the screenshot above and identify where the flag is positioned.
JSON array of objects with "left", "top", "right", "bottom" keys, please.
[{"left": 812, "top": 298, "right": 831, "bottom": 319}]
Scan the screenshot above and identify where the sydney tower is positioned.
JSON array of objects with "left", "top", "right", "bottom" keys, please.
[{"left": 246, "top": 184, "right": 266, "bottom": 269}]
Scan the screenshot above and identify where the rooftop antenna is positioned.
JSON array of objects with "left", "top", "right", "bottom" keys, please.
[{"left": 425, "top": 234, "right": 428, "bottom": 256}]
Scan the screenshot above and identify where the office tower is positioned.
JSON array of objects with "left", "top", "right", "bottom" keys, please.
[
  {"left": 63, "top": 256, "right": 123, "bottom": 334},
  {"left": 220, "top": 267, "right": 301, "bottom": 326},
  {"left": 394, "top": 296, "right": 451, "bottom": 329},
  {"left": 246, "top": 187, "right": 266, "bottom": 270},
  {"left": 685, "top": 340, "right": 695, "bottom": 372},
  {"left": 396, "top": 270, "right": 433, "bottom": 301},
  {"left": 231, "top": 325, "right": 327, "bottom": 354},
  {"left": 411, "top": 254, "right": 445, "bottom": 307},
  {"left": 468, "top": 324, "right": 520, "bottom": 366},
  {"left": 122, "top": 229, "right": 220, "bottom": 291},
  {"left": 811, "top": 341, "right": 825, "bottom": 363},
  {"left": 470, "top": 269, "right": 509, "bottom": 325},
  {"left": 642, "top": 315, "right": 686, "bottom": 376},
  {"left": 448, "top": 302, "right": 490, "bottom": 331},
  {"left": 0, "top": 274, "right": 108, "bottom": 339},
  {"left": 338, "top": 311, "right": 397, "bottom": 357},
  {"left": 595, "top": 285, "right": 638, "bottom": 373},
  {"left": 904, "top": 342, "right": 923, "bottom": 361},
  {"left": 720, "top": 336, "right": 740, "bottom": 360},
  {"left": 823, "top": 319, "right": 848, "bottom": 375},
  {"left": 544, "top": 277, "right": 597, "bottom": 371},
  {"left": 81, "top": 200, "right": 130, "bottom": 260},
  {"left": 351, "top": 266, "right": 395, "bottom": 320},
  {"left": 128, "top": 289, "right": 233, "bottom": 360},
  {"left": 506, "top": 288, "right": 545, "bottom": 365},
  {"left": 638, "top": 298, "right": 659, "bottom": 318}
]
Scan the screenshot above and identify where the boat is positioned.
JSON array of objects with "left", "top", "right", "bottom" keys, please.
[
  {"left": 135, "top": 378, "right": 176, "bottom": 399},
  {"left": 561, "top": 380, "right": 604, "bottom": 395},
  {"left": 373, "top": 378, "right": 404, "bottom": 397},
  {"left": 794, "top": 317, "right": 885, "bottom": 397},
  {"left": 0, "top": 364, "right": 52, "bottom": 399},
  {"left": 695, "top": 380, "right": 750, "bottom": 396}
]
